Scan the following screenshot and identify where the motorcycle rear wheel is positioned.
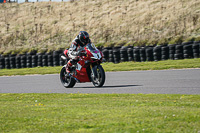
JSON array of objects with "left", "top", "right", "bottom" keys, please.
[
  {"left": 60, "top": 67, "right": 76, "bottom": 88},
  {"left": 91, "top": 65, "right": 105, "bottom": 87}
]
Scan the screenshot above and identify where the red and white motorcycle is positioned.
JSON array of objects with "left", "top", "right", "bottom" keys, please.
[{"left": 60, "top": 43, "right": 105, "bottom": 88}]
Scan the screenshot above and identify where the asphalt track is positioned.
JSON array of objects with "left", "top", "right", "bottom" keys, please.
[{"left": 0, "top": 69, "right": 200, "bottom": 94}]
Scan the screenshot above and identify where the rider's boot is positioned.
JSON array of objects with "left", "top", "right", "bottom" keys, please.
[{"left": 66, "top": 60, "right": 72, "bottom": 74}]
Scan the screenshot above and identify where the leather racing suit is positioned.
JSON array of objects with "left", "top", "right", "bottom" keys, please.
[{"left": 66, "top": 36, "right": 91, "bottom": 72}]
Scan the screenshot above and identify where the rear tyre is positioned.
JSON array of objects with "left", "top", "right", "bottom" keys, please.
[
  {"left": 60, "top": 67, "right": 76, "bottom": 88},
  {"left": 91, "top": 65, "right": 105, "bottom": 87}
]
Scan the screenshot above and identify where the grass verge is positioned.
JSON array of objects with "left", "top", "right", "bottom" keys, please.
[
  {"left": 0, "top": 58, "right": 200, "bottom": 76},
  {"left": 0, "top": 94, "right": 199, "bottom": 132},
  {"left": 103, "top": 58, "right": 200, "bottom": 71}
]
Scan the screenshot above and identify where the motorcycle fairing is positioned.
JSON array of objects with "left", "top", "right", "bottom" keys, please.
[{"left": 73, "top": 59, "right": 91, "bottom": 83}]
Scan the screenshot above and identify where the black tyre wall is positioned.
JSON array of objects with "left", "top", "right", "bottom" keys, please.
[
  {"left": 175, "top": 45, "right": 183, "bottom": 60},
  {"left": 161, "top": 46, "right": 169, "bottom": 60},
  {"left": 153, "top": 46, "right": 161, "bottom": 61},
  {"left": 53, "top": 51, "right": 59, "bottom": 66},
  {"left": 120, "top": 47, "right": 128, "bottom": 62},
  {"left": 32, "top": 55, "right": 37, "bottom": 68},
  {"left": 0, "top": 56, "right": 5, "bottom": 69},
  {"left": 5, "top": 56, "right": 10, "bottom": 69},
  {"left": 9, "top": 55, "right": 16, "bottom": 69},
  {"left": 102, "top": 49, "right": 109, "bottom": 62},
  {"left": 47, "top": 52, "right": 53, "bottom": 66},
  {"left": 26, "top": 53, "right": 32, "bottom": 68},
  {"left": 108, "top": 49, "right": 114, "bottom": 63},
  {"left": 193, "top": 42, "right": 199, "bottom": 58},
  {"left": 42, "top": 54, "right": 48, "bottom": 67},
  {"left": 183, "top": 44, "right": 193, "bottom": 59},
  {"left": 169, "top": 44, "right": 176, "bottom": 60},
  {"left": 113, "top": 48, "right": 120, "bottom": 63},
  {"left": 15, "top": 55, "right": 21, "bottom": 69},
  {"left": 2, "top": 42, "right": 200, "bottom": 70},
  {"left": 146, "top": 47, "right": 154, "bottom": 61},
  {"left": 59, "top": 53, "right": 65, "bottom": 66},
  {"left": 37, "top": 53, "right": 43, "bottom": 67},
  {"left": 127, "top": 48, "right": 134, "bottom": 61},
  {"left": 140, "top": 47, "right": 146, "bottom": 62},
  {"left": 20, "top": 55, "right": 26, "bottom": 68},
  {"left": 133, "top": 47, "right": 140, "bottom": 62}
]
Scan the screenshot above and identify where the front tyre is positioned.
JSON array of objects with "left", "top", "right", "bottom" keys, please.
[
  {"left": 60, "top": 67, "right": 76, "bottom": 88},
  {"left": 91, "top": 65, "right": 105, "bottom": 87}
]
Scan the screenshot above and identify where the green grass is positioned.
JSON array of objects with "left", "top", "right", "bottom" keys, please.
[
  {"left": 0, "top": 66, "right": 61, "bottom": 76},
  {"left": 0, "top": 58, "right": 200, "bottom": 76},
  {"left": 103, "top": 58, "right": 200, "bottom": 71},
  {"left": 0, "top": 94, "right": 199, "bottom": 132}
]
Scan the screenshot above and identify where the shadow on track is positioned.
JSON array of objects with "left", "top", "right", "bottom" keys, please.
[
  {"left": 75, "top": 85, "right": 141, "bottom": 88},
  {"left": 103, "top": 85, "right": 142, "bottom": 88}
]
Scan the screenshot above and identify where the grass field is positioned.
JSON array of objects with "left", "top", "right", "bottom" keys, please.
[
  {"left": 0, "top": 94, "right": 200, "bottom": 132},
  {"left": 1, "top": 59, "right": 200, "bottom": 132},
  {"left": 0, "top": 58, "right": 200, "bottom": 76}
]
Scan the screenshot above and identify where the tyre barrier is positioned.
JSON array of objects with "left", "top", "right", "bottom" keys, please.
[
  {"left": 127, "top": 47, "right": 133, "bottom": 61},
  {"left": 133, "top": 47, "right": 140, "bottom": 62},
  {"left": 193, "top": 41, "right": 199, "bottom": 58},
  {"left": 197, "top": 42, "right": 200, "bottom": 57},
  {"left": 9, "top": 54, "right": 16, "bottom": 69},
  {"left": 31, "top": 55, "right": 36, "bottom": 68},
  {"left": 102, "top": 49, "right": 109, "bottom": 62},
  {"left": 169, "top": 44, "right": 175, "bottom": 60},
  {"left": 161, "top": 46, "right": 169, "bottom": 60},
  {"left": 140, "top": 47, "right": 146, "bottom": 62},
  {"left": 153, "top": 46, "right": 161, "bottom": 61},
  {"left": 120, "top": 47, "right": 128, "bottom": 62},
  {"left": 175, "top": 44, "right": 183, "bottom": 60},
  {"left": 183, "top": 41, "right": 193, "bottom": 59},
  {"left": 108, "top": 49, "right": 114, "bottom": 63},
  {"left": 1, "top": 42, "right": 200, "bottom": 69},
  {"left": 26, "top": 53, "right": 32, "bottom": 68},
  {"left": 47, "top": 52, "right": 53, "bottom": 67},
  {"left": 53, "top": 51, "right": 59, "bottom": 66},
  {"left": 146, "top": 47, "right": 154, "bottom": 61},
  {"left": 5, "top": 56, "right": 10, "bottom": 69},
  {"left": 15, "top": 55, "right": 21, "bottom": 69},
  {"left": 183, "top": 44, "right": 193, "bottom": 59},
  {"left": 20, "top": 54, "right": 26, "bottom": 68},
  {"left": 113, "top": 48, "right": 120, "bottom": 63},
  {"left": 42, "top": 54, "right": 48, "bottom": 67},
  {"left": 0, "top": 56, "right": 5, "bottom": 69},
  {"left": 59, "top": 53, "right": 65, "bottom": 66},
  {"left": 37, "top": 53, "right": 43, "bottom": 67}
]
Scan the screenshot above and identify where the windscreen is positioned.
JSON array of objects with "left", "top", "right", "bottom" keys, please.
[{"left": 86, "top": 43, "right": 97, "bottom": 52}]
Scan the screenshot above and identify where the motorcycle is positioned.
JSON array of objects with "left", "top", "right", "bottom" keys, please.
[{"left": 60, "top": 43, "right": 105, "bottom": 88}]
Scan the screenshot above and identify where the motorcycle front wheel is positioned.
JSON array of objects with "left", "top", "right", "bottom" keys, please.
[
  {"left": 91, "top": 65, "right": 105, "bottom": 87},
  {"left": 60, "top": 67, "right": 76, "bottom": 88}
]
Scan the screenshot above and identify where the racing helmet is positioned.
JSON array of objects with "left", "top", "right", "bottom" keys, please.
[{"left": 78, "top": 31, "right": 90, "bottom": 46}]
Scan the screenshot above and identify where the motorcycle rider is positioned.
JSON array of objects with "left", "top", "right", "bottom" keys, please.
[{"left": 66, "top": 31, "right": 91, "bottom": 73}]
